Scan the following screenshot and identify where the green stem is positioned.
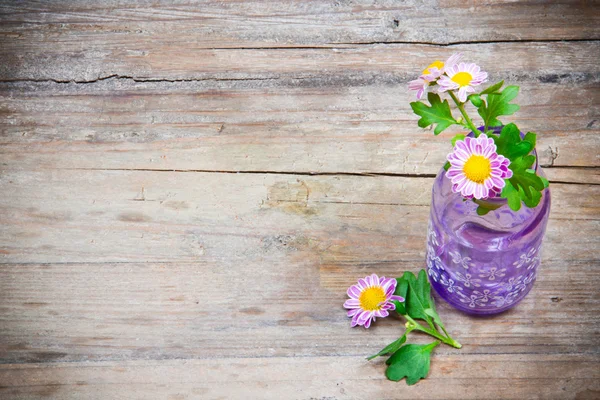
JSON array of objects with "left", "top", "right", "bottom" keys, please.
[
  {"left": 405, "top": 315, "right": 462, "bottom": 349},
  {"left": 448, "top": 91, "right": 479, "bottom": 137}
]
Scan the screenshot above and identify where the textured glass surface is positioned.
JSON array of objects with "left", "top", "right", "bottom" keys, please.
[{"left": 426, "top": 150, "right": 551, "bottom": 315}]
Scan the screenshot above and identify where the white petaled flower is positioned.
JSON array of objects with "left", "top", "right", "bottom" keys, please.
[
  {"left": 344, "top": 274, "right": 405, "bottom": 328},
  {"left": 438, "top": 62, "right": 488, "bottom": 102},
  {"left": 446, "top": 134, "right": 513, "bottom": 200},
  {"left": 408, "top": 53, "right": 462, "bottom": 99}
]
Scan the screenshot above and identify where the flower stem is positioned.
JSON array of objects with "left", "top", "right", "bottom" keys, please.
[
  {"left": 448, "top": 91, "right": 479, "bottom": 137},
  {"left": 405, "top": 315, "right": 462, "bottom": 349}
]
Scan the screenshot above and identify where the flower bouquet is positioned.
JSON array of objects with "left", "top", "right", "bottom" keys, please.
[{"left": 344, "top": 54, "right": 551, "bottom": 384}]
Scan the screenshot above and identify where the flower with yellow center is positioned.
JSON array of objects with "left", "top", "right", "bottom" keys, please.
[
  {"left": 462, "top": 155, "right": 492, "bottom": 184},
  {"left": 422, "top": 60, "right": 445, "bottom": 76},
  {"left": 438, "top": 62, "right": 488, "bottom": 102},
  {"left": 359, "top": 286, "right": 387, "bottom": 311},
  {"left": 446, "top": 134, "right": 513, "bottom": 200},
  {"left": 344, "top": 274, "right": 405, "bottom": 328},
  {"left": 408, "top": 53, "right": 462, "bottom": 99}
]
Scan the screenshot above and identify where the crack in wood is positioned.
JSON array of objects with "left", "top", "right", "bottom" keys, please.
[
  {"left": 52, "top": 167, "right": 599, "bottom": 185},
  {"left": 332, "top": 38, "right": 600, "bottom": 47},
  {"left": 57, "top": 167, "right": 438, "bottom": 178}
]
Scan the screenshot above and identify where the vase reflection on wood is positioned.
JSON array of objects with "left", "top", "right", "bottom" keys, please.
[{"left": 426, "top": 153, "right": 551, "bottom": 315}]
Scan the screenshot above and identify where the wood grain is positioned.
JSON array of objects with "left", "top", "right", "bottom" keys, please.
[
  {"left": 0, "top": 1, "right": 599, "bottom": 399},
  {"left": 1, "top": 355, "right": 599, "bottom": 400},
  {"left": 0, "top": 170, "right": 598, "bottom": 263}
]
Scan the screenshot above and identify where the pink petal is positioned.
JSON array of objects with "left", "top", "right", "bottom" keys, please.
[
  {"left": 370, "top": 273, "right": 379, "bottom": 287},
  {"left": 358, "top": 278, "right": 368, "bottom": 289},
  {"left": 344, "top": 299, "right": 360, "bottom": 308},
  {"left": 347, "top": 285, "right": 361, "bottom": 299}
]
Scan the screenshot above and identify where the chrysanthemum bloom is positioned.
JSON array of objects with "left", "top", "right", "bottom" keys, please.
[
  {"left": 344, "top": 274, "right": 405, "bottom": 328},
  {"left": 437, "top": 62, "right": 488, "bottom": 102},
  {"left": 446, "top": 134, "right": 513, "bottom": 199},
  {"left": 408, "top": 53, "right": 462, "bottom": 99}
]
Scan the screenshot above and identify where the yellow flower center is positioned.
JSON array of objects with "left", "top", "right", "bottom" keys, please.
[
  {"left": 451, "top": 71, "right": 473, "bottom": 87},
  {"left": 463, "top": 155, "right": 492, "bottom": 184},
  {"left": 359, "top": 286, "right": 386, "bottom": 311},
  {"left": 422, "top": 60, "right": 444, "bottom": 75}
]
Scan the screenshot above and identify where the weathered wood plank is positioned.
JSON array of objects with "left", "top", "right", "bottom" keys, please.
[
  {"left": 0, "top": 355, "right": 599, "bottom": 400},
  {"left": 1, "top": 0, "right": 598, "bottom": 72},
  {"left": 1, "top": 39, "right": 598, "bottom": 81},
  {"left": 0, "top": 170, "right": 598, "bottom": 264},
  {"left": 0, "top": 257, "right": 598, "bottom": 364},
  {"left": 1, "top": 81, "right": 598, "bottom": 173}
]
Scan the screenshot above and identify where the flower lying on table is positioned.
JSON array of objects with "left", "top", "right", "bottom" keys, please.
[
  {"left": 344, "top": 274, "right": 404, "bottom": 328},
  {"left": 345, "top": 270, "right": 461, "bottom": 385},
  {"left": 409, "top": 53, "right": 549, "bottom": 214}
]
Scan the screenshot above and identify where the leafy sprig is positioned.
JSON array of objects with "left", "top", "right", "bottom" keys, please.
[
  {"left": 409, "top": 79, "right": 549, "bottom": 214},
  {"left": 368, "top": 269, "right": 461, "bottom": 385},
  {"left": 410, "top": 93, "right": 459, "bottom": 135}
]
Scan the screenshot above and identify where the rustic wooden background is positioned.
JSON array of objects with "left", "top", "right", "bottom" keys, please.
[{"left": 0, "top": 1, "right": 599, "bottom": 399}]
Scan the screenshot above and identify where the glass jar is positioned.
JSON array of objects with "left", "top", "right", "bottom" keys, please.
[{"left": 426, "top": 131, "right": 551, "bottom": 315}]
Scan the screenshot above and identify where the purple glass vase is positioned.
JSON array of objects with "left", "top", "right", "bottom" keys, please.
[{"left": 426, "top": 132, "right": 551, "bottom": 315}]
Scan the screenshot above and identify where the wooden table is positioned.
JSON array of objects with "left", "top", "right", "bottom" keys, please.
[{"left": 1, "top": 2, "right": 599, "bottom": 399}]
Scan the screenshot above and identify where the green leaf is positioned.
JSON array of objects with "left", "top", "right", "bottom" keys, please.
[
  {"left": 476, "top": 206, "right": 491, "bottom": 216},
  {"left": 493, "top": 123, "right": 534, "bottom": 160},
  {"left": 478, "top": 85, "right": 520, "bottom": 128},
  {"left": 410, "top": 92, "right": 458, "bottom": 135},
  {"left": 367, "top": 333, "right": 407, "bottom": 361},
  {"left": 519, "top": 183, "right": 542, "bottom": 208},
  {"left": 523, "top": 131, "right": 537, "bottom": 149},
  {"left": 473, "top": 199, "right": 504, "bottom": 215},
  {"left": 501, "top": 180, "right": 522, "bottom": 211},
  {"left": 385, "top": 342, "right": 440, "bottom": 385},
  {"left": 394, "top": 278, "right": 409, "bottom": 315},
  {"left": 451, "top": 134, "right": 466, "bottom": 146},
  {"left": 443, "top": 161, "right": 451, "bottom": 171},
  {"left": 468, "top": 94, "right": 483, "bottom": 107},
  {"left": 502, "top": 155, "right": 546, "bottom": 209},
  {"left": 480, "top": 80, "right": 504, "bottom": 95},
  {"left": 401, "top": 270, "right": 433, "bottom": 325}
]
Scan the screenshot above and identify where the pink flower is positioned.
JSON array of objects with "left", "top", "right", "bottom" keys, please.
[
  {"left": 438, "top": 62, "right": 488, "bottom": 102},
  {"left": 446, "top": 134, "right": 513, "bottom": 199},
  {"left": 344, "top": 274, "right": 405, "bottom": 328},
  {"left": 408, "top": 53, "right": 462, "bottom": 99}
]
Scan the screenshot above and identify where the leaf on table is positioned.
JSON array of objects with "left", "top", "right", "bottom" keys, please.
[
  {"left": 385, "top": 342, "right": 440, "bottom": 385},
  {"left": 398, "top": 271, "right": 431, "bottom": 323},
  {"left": 367, "top": 333, "right": 408, "bottom": 361},
  {"left": 410, "top": 92, "right": 458, "bottom": 135},
  {"left": 400, "top": 269, "right": 449, "bottom": 333},
  {"left": 394, "top": 277, "right": 409, "bottom": 315},
  {"left": 478, "top": 85, "right": 520, "bottom": 128}
]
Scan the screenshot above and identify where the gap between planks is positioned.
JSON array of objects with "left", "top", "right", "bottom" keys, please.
[{"left": 48, "top": 167, "right": 600, "bottom": 186}]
